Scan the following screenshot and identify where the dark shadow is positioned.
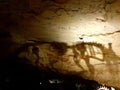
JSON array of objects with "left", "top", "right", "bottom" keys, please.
[
  {"left": 0, "top": 55, "right": 103, "bottom": 90},
  {"left": 72, "top": 42, "right": 98, "bottom": 79},
  {"left": 76, "top": 42, "right": 86, "bottom": 59},
  {"left": 72, "top": 41, "right": 120, "bottom": 80},
  {"left": 71, "top": 45, "right": 85, "bottom": 70},
  {"left": 32, "top": 46, "right": 40, "bottom": 66},
  {"left": 102, "top": 43, "right": 120, "bottom": 75},
  {"left": 102, "top": 43, "right": 120, "bottom": 64},
  {"left": 51, "top": 42, "right": 68, "bottom": 56},
  {"left": 16, "top": 40, "right": 120, "bottom": 83},
  {"left": 0, "top": 41, "right": 105, "bottom": 90}
]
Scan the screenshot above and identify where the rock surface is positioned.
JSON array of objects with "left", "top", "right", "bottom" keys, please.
[{"left": 1, "top": 0, "right": 120, "bottom": 88}]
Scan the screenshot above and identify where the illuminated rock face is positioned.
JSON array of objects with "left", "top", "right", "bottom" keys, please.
[
  {"left": 17, "top": 41, "right": 120, "bottom": 88},
  {"left": 1, "top": 0, "right": 120, "bottom": 88}
]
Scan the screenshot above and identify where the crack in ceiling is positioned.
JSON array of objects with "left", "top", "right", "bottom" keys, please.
[{"left": 78, "top": 30, "right": 120, "bottom": 37}]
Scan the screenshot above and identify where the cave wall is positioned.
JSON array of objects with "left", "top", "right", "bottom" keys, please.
[{"left": 1, "top": 0, "right": 120, "bottom": 88}]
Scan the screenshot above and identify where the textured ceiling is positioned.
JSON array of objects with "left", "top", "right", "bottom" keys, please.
[{"left": 1, "top": 0, "right": 120, "bottom": 43}]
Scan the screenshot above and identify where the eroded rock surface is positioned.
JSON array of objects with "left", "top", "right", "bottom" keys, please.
[{"left": 1, "top": 0, "right": 120, "bottom": 88}]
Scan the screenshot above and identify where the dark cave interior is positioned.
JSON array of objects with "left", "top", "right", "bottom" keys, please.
[
  {"left": 0, "top": 55, "right": 100, "bottom": 90},
  {"left": 1, "top": 0, "right": 120, "bottom": 90},
  {"left": 0, "top": 49, "right": 117, "bottom": 90}
]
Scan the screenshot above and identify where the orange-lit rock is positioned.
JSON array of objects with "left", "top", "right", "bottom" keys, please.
[{"left": 1, "top": 0, "right": 120, "bottom": 88}]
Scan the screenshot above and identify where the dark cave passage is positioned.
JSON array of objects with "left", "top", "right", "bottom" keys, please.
[{"left": 0, "top": 54, "right": 102, "bottom": 90}]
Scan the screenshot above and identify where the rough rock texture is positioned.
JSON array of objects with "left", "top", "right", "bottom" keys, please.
[{"left": 1, "top": 0, "right": 120, "bottom": 88}]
